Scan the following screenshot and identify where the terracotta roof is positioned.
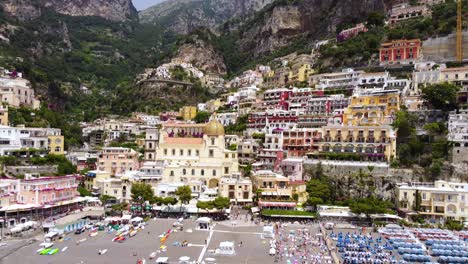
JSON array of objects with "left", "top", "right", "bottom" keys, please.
[{"left": 164, "top": 137, "right": 203, "bottom": 145}]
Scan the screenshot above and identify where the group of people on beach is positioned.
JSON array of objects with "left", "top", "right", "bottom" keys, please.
[{"left": 271, "top": 223, "right": 333, "bottom": 264}]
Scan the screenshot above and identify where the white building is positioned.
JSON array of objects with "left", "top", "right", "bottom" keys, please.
[
  {"left": 219, "top": 174, "right": 253, "bottom": 204},
  {"left": 0, "top": 126, "right": 63, "bottom": 155},
  {"left": 215, "top": 112, "right": 238, "bottom": 126},
  {"left": 448, "top": 109, "right": 468, "bottom": 164},
  {"left": 397, "top": 181, "right": 468, "bottom": 222},
  {"left": 310, "top": 68, "right": 363, "bottom": 91},
  {"left": 0, "top": 75, "right": 40, "bottom": 109}
]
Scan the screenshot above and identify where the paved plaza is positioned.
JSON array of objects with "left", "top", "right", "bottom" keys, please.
[{"left": 0, "top": 218, "right": 325, "bottom": 264}]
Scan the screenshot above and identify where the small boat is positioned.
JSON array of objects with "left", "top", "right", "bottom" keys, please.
[
  {"left": 114, "top": 236, "right": 126, "bottom": 243},
  {"left": 98, "top": 249, "right": 108, "bottom": 255},
  {"left": 39, "top": 242, "right": 53, "bottom": 249},
  {"left": 47, "top": 248, "right": 59, "bottom": 255},
  {"left": 39, "top": 248, "right": 52, "bottom": 255},
  {"left": 149, "top": 252, "right": 157, "bottom": 259},
  {"left": 76, "top": 238, "right": 87, "bottom": 245},
  {"left": 62, "top": 247, "right": 68, "bottom": 252},
  {"left": 129, "top": 230, "right": 137, "bottom": 237},
  {"left": 36, "top": 248, "right": 45, "bottom": 253},
  {"left": 136, "top": 259, "right": 146, "bottom": 264},
  {"left": 89, "top": 232, "right": 98, "bottom": 237}
]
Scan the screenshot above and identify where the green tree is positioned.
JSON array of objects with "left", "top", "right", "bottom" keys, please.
[
  {"left": 422, "top": 82, "right": 460, "bottom": 111},
  {"left": 163, "top": 196, "right": 178, "bottom": 205},
  {"left": 423, "top": 122, "right": 447, "bottom": 136},
  {"left": 414, "top": 190, "right": 422, "bottom": 212},
  {"left": 306, "top": 179, "right": 331, "bottom": 202},
  {"left": 175, "top": 185, "right": 192, "bottom": 204},
  {"left": 306, "top": 197, "right": 323, "bottom": 212},
  {"left": 111, "top": 202, "right": 128, "bottom": 212},
  {"left": 349, "top": 197, "right": 392, "bottom": 218},
  {"left": 194, "top": 111, "right": 210, "bottom": 123},
  {"left": 392, "top": 110, "right": 416, "bottom": 142},
  {"left": 99, "top": 194, "right": 116, "bottom": 204},
  {"left": 366, "top": 12, "right": 385, "bottom": 27},
  {"left": 78, "top": 186, "right": 92, "bottom": 197},
  {"left": 130, "top": 182, "right": 155, "bottom": 202},
  {"left": 212, "top": 196, "right": 230, "bottom": 209}
]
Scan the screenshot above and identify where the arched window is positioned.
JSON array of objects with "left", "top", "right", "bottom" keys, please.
[
  {"left": 191, "top": 169, "right": 195, "bottom": 175},
  {"left": 201, "top": 169, "right": 204, "bottom": 176},
  {"left": 212, "top": 170, "right": 216, "bottom": 176},
  {"left": 183, "top": 169, "right": 186, "bottom": 175}
]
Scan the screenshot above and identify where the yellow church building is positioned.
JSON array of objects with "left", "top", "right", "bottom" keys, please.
[{"left": 156, "top": 118, "right": 239, "bottom": 193}]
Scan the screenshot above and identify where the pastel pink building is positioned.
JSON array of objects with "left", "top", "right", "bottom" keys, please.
[
  {"left": 17, "top": 176, "right": 79, "bottom": 205},
  {"left": 98, "top": 147, "right": 140, "bottom": 176}
]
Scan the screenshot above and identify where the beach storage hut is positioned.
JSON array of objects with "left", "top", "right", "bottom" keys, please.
[
  {"left": 215, "top": 241, "right": 235, "bottom": 255},
  {"left": 263, "top": 226, "right": 274, "bottom": 238},
  {"left": 196, "top": 217, "right": 212, "bottom": 230}
]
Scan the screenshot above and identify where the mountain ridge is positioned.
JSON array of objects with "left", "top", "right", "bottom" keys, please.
[{"left": 2, "top": 0, "right": 138, "bottom": 22}]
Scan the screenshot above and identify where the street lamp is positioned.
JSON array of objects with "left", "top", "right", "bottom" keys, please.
[{"left": 138, "top": 196, "right": 143, "bottom": 216}]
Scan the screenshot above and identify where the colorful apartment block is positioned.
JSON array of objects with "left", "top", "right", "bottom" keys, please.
[
  {"left": 343, "top": 89, "right": 400, "bottom": 126},
  {"left": 179, "top": 106, "right": 197, "bottom": 121},
  {"left": 379, "top": 39, "right": 422, "bottom": 65},
  {"left": 48, "top": 135, "right": 65, "bottom": 155},
  {"left": 17, "top": 175, "right": 79, "bottom": 205},
  {"left": 97, "top": 147, "right": 140, "bottom": 176},
  {"left": 337, "top": 23, "right": 368, "bottom": 41}
]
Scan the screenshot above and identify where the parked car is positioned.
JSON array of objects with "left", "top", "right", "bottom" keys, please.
[{"left": 75, "top": 228, "right": 85, "bottom": 234}]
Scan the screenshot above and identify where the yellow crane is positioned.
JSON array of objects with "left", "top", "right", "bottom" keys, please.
[{"left": 457, "top": 0, "right": 463, "bottom": 62}]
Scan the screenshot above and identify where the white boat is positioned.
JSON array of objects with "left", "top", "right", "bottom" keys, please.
[
  {"left": 76, "top": 238, "right": 87, "bottom": 245},
  {"left": 89, "top": 232, "right": 98, "bottom": 237},
  {"left": 39, "top": 242, "right": 53, "bottom": 248},
  {"left": 98, "top": 249, "right": 108, "bottom": 255},
  {"left": 149, "top": 252, "right": 157, "bottom": 259},
  {"left": 36, "top": 248, "right": 45, "bottom": 253},
  {"left": 62, "top": 247, "right": 68, "bottom": 252}
]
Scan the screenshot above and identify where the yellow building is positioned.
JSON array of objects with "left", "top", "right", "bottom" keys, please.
[
  {"left": 179, "top": 106, "right": 197, "bottom": 121},
  {"left": 84, "top": 170, "right": 112, "bottom": 193},
  {"left": 289, "top": 63, "right": 314, "bottom": 85},
  {"left": 343, "top": 89, "right": 400, "bottom": 126},
  {"left": 156, "top": 119, "right": 239, "bottom": 193},
  {"left": 316, "top": 125, "right": 397, "bottom": 162},
  {"left": 0, "top": 105, "right": 8, "bottom": 125},
  {"left": 205, "top": 99, "right": 223, "bottom": 113},
  {"left": 48, "top": 135, "right": 65, "bottom": 155}
]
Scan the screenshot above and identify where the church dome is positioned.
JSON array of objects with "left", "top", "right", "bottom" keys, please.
[{"left": 205, "top": 118, "right": 225, "bottom": 136}]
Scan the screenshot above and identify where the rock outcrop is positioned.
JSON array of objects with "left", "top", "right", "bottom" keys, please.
[
  {"left": 1, "top": 0, "right": 137, "bottom": 22},
  {"left": 139, "top": 0, "right": 274, "bottom": 34},
  {"left": 237, "top": 0, "right": 387, "bottom": 57},
  {"left": 173, "top": 35, "right": 227, "bottom": 75}
]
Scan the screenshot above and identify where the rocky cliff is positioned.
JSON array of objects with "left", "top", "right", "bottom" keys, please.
[
  {"left": 139, "top": 0, "right": 274, "bottom": 34},
  {"left": 236, "top": 0, "right": 387, "bottom": 57},
  {"left": 173, "top": 32, "right": 227, "bottom": 75},
  {"left": 1, "top": 0, "right": 137, "bottom": 21}
]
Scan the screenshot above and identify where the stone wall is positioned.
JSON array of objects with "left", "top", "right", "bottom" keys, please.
[{"left": 423, "top": 31, "right": 468, "bottom": 62}]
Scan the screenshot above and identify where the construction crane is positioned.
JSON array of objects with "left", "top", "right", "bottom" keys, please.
[{"left": 457, "top": 0, "right": 463, "bottom": 62}]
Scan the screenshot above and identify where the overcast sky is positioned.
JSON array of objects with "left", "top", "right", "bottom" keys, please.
[{"left": 132, "top": 0, "right": 165, "bottom": 11}]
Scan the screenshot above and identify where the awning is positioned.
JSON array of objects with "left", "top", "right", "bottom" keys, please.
[{"left": 121, "top": 215, "right": 132, "bottom": 220}]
